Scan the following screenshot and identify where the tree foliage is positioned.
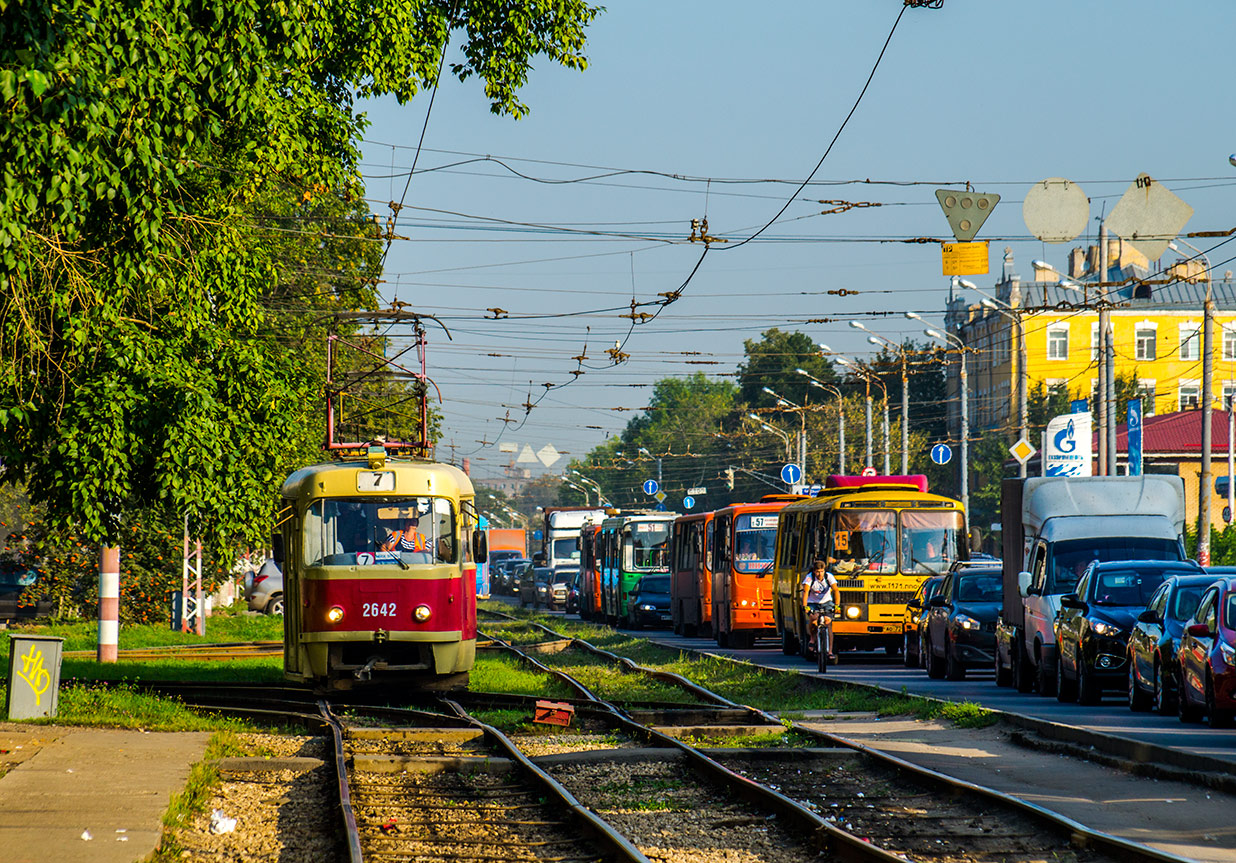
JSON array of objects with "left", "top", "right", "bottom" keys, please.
[{"left": 0, "top": 0, "right": 600, "bottom": 559}]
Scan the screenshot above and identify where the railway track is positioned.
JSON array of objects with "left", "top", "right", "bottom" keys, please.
[{"left": 478, "top": 607, "right": 1194, "bottom": 863}]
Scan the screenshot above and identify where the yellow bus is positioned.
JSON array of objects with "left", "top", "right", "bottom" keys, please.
[{"left": 773, "top": 475, "right": 965, "bottom": 662}]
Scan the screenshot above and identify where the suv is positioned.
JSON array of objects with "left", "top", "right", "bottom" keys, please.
[
  {"left": 923, "top": 564, "right": 1002, "bottom": 680},
  {"left": 1056, "top": 559, "right": 1202, "bottom": 704}
]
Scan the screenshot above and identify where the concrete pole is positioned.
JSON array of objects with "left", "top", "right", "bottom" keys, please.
[
  {"left": 864, "top": 378, "right": 873, "bottom": 469},
  {"left": 960, "top": 349, "right": 970, "bottom": 540},
  {"left": 98, "top": 545, "right": 119, "bottom": 663},
  {"left": 1200, "top": 296, "right": 1214, "bottom": 563},
  {"left": 1097, "top": 222, "right": 1110, "bottom": 476},
  {"left": 836, "top": 392, "right": 846, "bottom": 475},
  {"left": 1229, "top": 395, "right": 1234, "bottom": 525},
  {"left": 195, "top": 538, "right": 204, "bottom": 637},
  {"left": 1106, "top": 309, "right": 1118, "bottom": 473},
  {"left": 882, "top": 396, "right": 891, "bottom": 475},
  {"left": 900, "top": 351, "right": 909, "bottom": 475},
  {"left": 1017, "top": 311, "right": 1028, "bottom": 479}
]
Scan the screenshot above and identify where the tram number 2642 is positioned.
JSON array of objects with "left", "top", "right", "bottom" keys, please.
[{"left": 362, "top": 602, "right": 397, "bottom": 618}]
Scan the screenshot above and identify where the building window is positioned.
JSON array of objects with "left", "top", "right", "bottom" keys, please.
[
  {"left": 1090, "top": 322, "right": 1100, "bottom": 361},
  {"left": 1136, "top": 327, "right": 1157, "bottom": 361},
  {"left": 1047, "top": 325, "right": 1069, "bottom": 360},
  {"left": 1179, "top": 379, "right": 1200, "bottom": 411},
  {"left": 1180, "top": 323, "right": 1200, "bottom": 361},
  {"left": 1223, "top": 381, "right": 1236, "bottom": 411},
  {"left": 1138, "top": 379, "right": 1156, "bottom": 417},
  {"left": 1223, "top": 327, "right": 1236, "bottom": 361}
]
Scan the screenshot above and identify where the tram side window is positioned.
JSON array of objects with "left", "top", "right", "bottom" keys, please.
[{"left": 304, "top": 497, "right": 456, "bottom": 567}]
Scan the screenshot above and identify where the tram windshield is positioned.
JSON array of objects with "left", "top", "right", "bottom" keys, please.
[
  {"left": 900, "top": 510, "right": 963, "bottom": 574},
  {"left": 733, "top": 513, "right": 778, "bottom": 573},
  {"left": 304, "top": 497, "right": 456, "bottom": 567},
  {"left": 630, "top": 521, "right": 671, "bottom": 572}
]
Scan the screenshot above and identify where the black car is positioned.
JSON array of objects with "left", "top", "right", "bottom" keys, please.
[
  {"left": 923, "top": 565, "right": 1002, "bottom": 680},
  {"left": 1127, "top": 573, "right": 1217, "bottom": 714},
  {"left": 495, "top": 558, "right": 531, "bottom": 595},
  {"left": 1056, "top": 559, "right": 1203, "bottom": 704},
  {"left": 510, "top": 561, "right": 535, "bottom": 604},
  {"left": 903, "top": 575, "right": 945, "bottom": 669},
  {"left": 565, "top": 570, "right": 582, "bottom": 615},
  {"left": 626, "top": 575, "right": 672, "bottom": 629},
  {"left": 489, "top": 552, "right": 525, "bottom": 593}
]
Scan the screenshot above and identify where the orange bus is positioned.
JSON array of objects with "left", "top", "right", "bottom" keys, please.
[
  {"left": 671, "top": 511, "right": 714, "bottom": 637},
  {"left": 711, "top": 495, "right": 803, "bottom": 648},
  {"left": 577, "top": 520, "right": 604, "bottom": 621}
]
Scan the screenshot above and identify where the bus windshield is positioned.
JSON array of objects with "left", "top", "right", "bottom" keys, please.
[
  {"left": 304, "top": 497, "right": 456, "bottom": 567},
  {"left": 900, "top": 510, "right": 963, "bottom": 574},
  {"left": 734, "top": 513, "right": 778, "bottom": 573},
  {"left": 832, "top": 510, "right": 897, "bottom": 574},
  {"left": 631, "top": 522, "right": 671, "bottom": 571}
]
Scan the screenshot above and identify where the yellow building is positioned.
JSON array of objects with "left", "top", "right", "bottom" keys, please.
[{"left": 946, "top": 246, "right": 1236, "bottom": 429}]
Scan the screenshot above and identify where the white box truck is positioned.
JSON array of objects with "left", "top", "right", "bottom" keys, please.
[{"left": 994, "top": 475, "right": 1186, "bottom": 695}]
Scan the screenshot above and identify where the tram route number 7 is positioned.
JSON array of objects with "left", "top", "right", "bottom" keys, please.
[{"left": 362, "top": 602, "right": 398, "bottom": 617}]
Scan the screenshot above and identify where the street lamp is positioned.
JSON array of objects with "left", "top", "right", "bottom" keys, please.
[
  {"left": 561, "top": 476, "right": 591, "bottom": 506},
  {"left": 825, "top": 343, "right": 884, "bottom": 469},
  {"left": 763, "top": 386, "right": 808, "bottom": 474},
  {"left": 797, "top": 368, "right": 846, "bottom": 474},
  {"left": 637, "top": 446, "right": 663, "bottom": 488},
  {"left": 848, "top": 323, "right": 908, "bottom": 473},
  {"left": 570, "top": 469, "right": 608, "bottom": 505},
  {"left": 747, "top": 412, "right": 793, "bottom": 463},
  {"left": 923, "top": 327, "right": 970, "bottom": 538}
]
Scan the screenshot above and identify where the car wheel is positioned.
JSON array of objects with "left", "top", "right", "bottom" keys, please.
[
  {"left": 1153, "top": 660, "right": 1176, "bottom": 715},
  {"left": 1076, "top": 657, "right": 1101, "bottom": 706},
  {"left": 1179, "top": 674, "right": 1203, "bottom": 722},
  {"left": 926, "top": 638, "right": 946, "bottom": 679},
  {"left": 1128, "top": 656, "right": 1152, "bottom": 711},
  {"left": 1014, "top": 644, "right": 1035, "bottom": 693},
  {"left": 782, "top": 627, "right": 798, "bottom": 657},
  {"left": 994, "top": 649, "right": 1012, "bottom": 687},
  {"left": 1037, "top": 651, "right": 1057, "bottom": 697},
  {"left": 902, "top": 634, "right": 916, "bottom": 668},
  {"left": 1206, "top": 672, "right": 1235, "bottom": 728},
  {"left": 945, "top": 644, "right": 965, "bottom": 681},
  {"left": 267, "top": 594, "right": 284, "bottom": 616},
  {"left": 1056, "top": 652, "right": 1077, "bottom": 702}
]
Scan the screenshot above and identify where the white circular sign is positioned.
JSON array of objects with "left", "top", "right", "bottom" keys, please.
[{"left": 1023, "top": 177, "right": 1089, "bottom": 243}]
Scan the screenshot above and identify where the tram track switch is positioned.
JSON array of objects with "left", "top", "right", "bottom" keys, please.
[{"left": 534, "top": 700, "right": 575, "bottom": 727}]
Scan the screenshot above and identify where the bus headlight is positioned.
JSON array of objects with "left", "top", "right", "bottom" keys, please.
[
  {"left": 326, "top": 606, "right": 345, "bottom": 624},
  {"left": 845, "top": 606, "right": 861, "bottom": 620},
  {"left": 413, "top": 604, "right": 432, "bottom": 622}
]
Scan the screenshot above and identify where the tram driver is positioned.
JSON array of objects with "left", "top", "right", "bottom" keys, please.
[{"left": 383, "top": 516, "right": 427, "bottom": 556}]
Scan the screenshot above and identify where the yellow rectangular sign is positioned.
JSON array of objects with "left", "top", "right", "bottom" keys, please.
[{"left": 941, "top": 241, "right": 990, "bottom": 275}]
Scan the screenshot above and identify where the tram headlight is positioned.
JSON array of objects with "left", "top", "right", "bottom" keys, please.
[
  {"left": 413, "top": 604, "right": 432, "bottom": 623},
  {"left": 326, "top": 606, "right": 345, "bottom": 624},
  {"left": 845, "top": 605, "right": 861, "bottom": 620}
]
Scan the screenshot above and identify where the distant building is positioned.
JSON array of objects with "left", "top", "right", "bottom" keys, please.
[
  {"left": 944, "top": 247, "right": 1236, "bottom": 434},
  {"left": 473, "top": 460, "right": 534, "bottom": 497}
]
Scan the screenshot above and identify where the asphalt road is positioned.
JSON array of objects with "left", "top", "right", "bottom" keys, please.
[{"left": 631, "top": 626, "right": 1236, "bottom": 766}]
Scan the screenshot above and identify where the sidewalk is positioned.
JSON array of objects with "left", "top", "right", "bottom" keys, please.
[{"left": 0, "top": 725, "right": 210, "bottom": 863}]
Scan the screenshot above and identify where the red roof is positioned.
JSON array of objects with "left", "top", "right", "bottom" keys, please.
[{"left": 1100, "top": 409, "right": 1234, "bottom": 456}]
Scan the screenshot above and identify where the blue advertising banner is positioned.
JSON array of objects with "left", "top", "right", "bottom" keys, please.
[
  {"left": 1070, "top": 399, "right": 1089, "bottom": 414},
  {"left": 1127, "top": 398, "right": 1143, "bottom": 476}
]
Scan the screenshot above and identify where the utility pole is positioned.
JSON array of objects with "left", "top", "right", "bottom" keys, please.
[
  {"left": 900, "top": 350, "right": 909, "bottom": 475},
  {"left": 98, "top": 545, "right": 119, "bottom": 663},
  {"left": 863, "top": 377, "right": 873, "bottom": 469},
  {"left": 1097, "top": 222, "right": 1110, "bottom": 476},
  {"left": 1200, "top": 293, "right": 1214, "bottom": 563}
]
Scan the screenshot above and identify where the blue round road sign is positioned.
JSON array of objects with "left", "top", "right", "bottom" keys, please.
[
  {"left": 780, "top": 463, "right": 802, "bottom": 484},
  {"left": 683, "top": 495, "right": 695, "bottom": 510},
  {"left": 642, "top": 479, "right": 659, "bottom": 495},
  {"left": 931, "top": 443, "right": 953, "bottom": 465}
]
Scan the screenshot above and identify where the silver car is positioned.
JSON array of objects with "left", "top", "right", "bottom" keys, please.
[{"left": 246, "top": 559, "right": 284, "bottom": 615}]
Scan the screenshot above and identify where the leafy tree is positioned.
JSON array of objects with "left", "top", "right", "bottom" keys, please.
[
  {"left": 737, "top": 329, "right": 837, "bottom": 408},
  {"left": 0, "top": 0, "right": 601, "bottom": 559}
]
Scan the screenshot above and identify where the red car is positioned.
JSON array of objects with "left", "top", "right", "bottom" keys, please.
[{"left": 1176, "top": 576, "right": 1236, "bottom": 727}]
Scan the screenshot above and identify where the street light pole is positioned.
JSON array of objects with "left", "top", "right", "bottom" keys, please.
[
  {"left": 797, "top": 368, "right": 846, "bottom": 475},
  {"left": 925, "top": 327, "right": 970, "bottom": 540},
  {"left": 748, "top": 413, "right": 793, "bottom": 464},
  {"left": 962, "top": 278, "right": 1029, "bottom": 480},
  {"left": 763, "top": 386, "right": 810, "bottom": 478},
  {"left": 827, "top": 353, "right": 874, "bottom": 470}
]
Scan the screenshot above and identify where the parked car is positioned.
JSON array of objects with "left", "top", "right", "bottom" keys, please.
[
  {"left": 509, "top": 560, "right": 533, "bottom": 599},
  {"left": 1176, "top": 576, "right": 1236, "bottom": 726},
  {"left": 0, "top": 563, "right": 51, "bottom": 621},
  {"left": 495, "top": 558, "right": 530, "bottom": 595},
  {"left": 489, "top": 550, "right": 524, "bottom": 592},
  {"left": 923, "top": 565, "right": 1002, "bottom": 680},
  {"left": 548, "top": 566, "right": 577, "bottom": 611},
  {"left": 520, "top": 566, "right": 552, "bottom": 609},
  {"left": 627, "top": 575, "right": 672, "bottom": 629},
  {"left": 903, "top": 575, "right": 945, "bottom": 669},
  {"left": 1055, "top": 559, "right": 1202, "bottom": 704},
  {"left": 1126, "top": 573, "right": 1213, "bottom": 714},
  {"left": 247, "top": 559, "right": 284, "bottom": 615},
  {"left": 565, "top": 570, "right": 582, "bottom": 615}
]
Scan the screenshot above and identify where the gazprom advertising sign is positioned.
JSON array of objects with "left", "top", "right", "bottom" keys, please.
[{"left": 1044, "top": 412, "right": 1093, "bottom": 477}]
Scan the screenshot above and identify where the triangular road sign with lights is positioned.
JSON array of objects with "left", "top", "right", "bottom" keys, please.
[{"left": 936, "top": 189, "right": 1000, "bottom": 242}]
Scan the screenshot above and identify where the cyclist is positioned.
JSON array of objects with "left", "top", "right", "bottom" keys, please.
[{"left": 802, "top": 558, "right": 839, "bottom": 663}]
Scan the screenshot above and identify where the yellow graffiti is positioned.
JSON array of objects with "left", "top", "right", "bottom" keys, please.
[{"left": 17, "top": 645, "right": 50, "bottom": 707}]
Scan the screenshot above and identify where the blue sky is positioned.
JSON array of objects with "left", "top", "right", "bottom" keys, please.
[{"left": 356, "top": 1, "right": 1236, "bottom": 482}]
